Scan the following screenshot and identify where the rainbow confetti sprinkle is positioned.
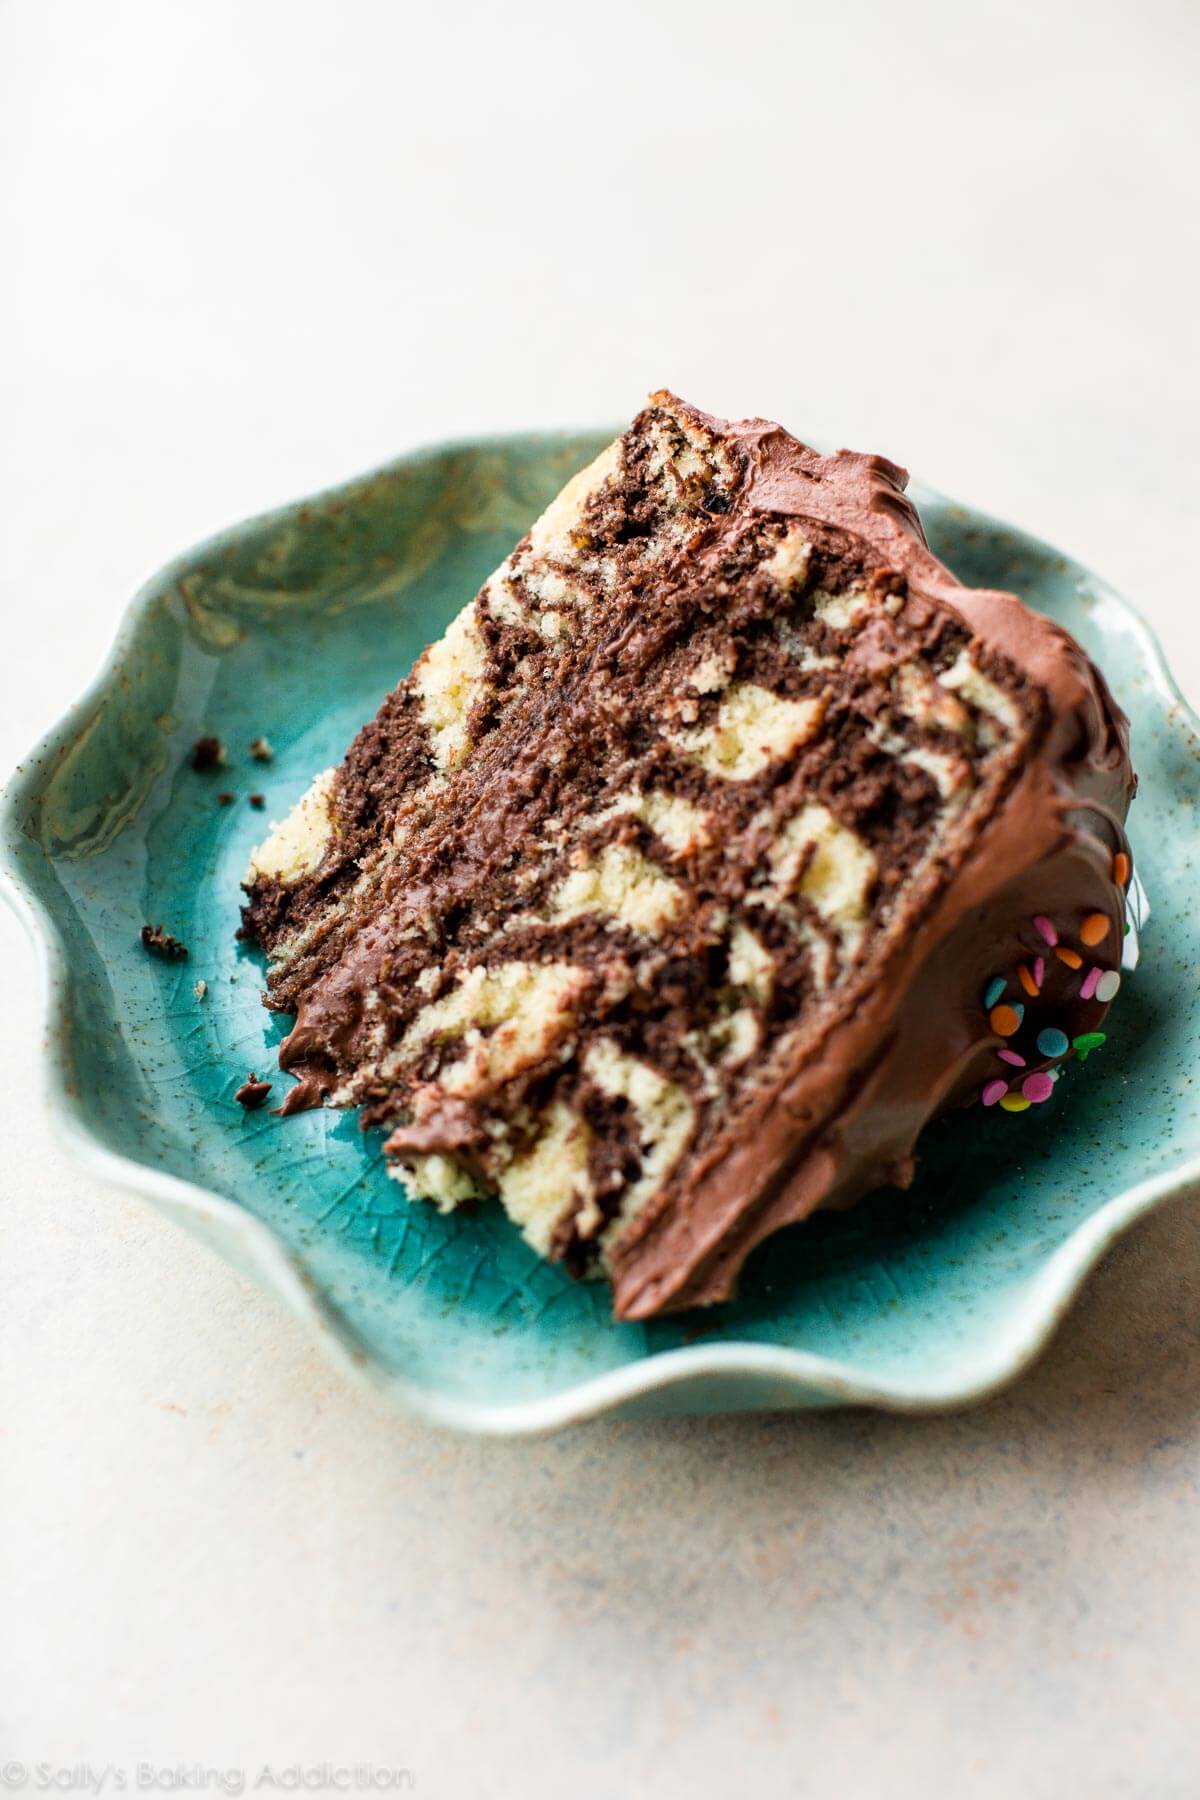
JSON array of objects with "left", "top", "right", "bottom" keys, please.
[
  {"left": 990, "top": 1003, "right": 1024, "bottom": 1037},
  {"left": 1080, "top": 911, "right": 1110, "bottom": 946},
  {"left": 975, "top": 889, "right": 1129, "bottom": 1114}
]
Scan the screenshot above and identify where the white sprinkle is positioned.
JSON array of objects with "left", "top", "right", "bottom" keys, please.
[{"left": 1095, "top": 969, "right": 1121, "bottom": 1003}]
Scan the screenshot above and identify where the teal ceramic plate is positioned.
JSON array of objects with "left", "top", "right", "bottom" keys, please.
[{"left": 4, "top": 432, "right": 1197, "bottom": 1433}]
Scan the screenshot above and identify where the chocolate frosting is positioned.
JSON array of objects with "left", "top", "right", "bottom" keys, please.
[{"left": 608, "top": 400, "right": 1134, "bottom": 1316}]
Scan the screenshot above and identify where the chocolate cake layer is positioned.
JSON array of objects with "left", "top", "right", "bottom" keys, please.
[{"left": 241, "top": 394, "right": 1135, "bottom": 1318}]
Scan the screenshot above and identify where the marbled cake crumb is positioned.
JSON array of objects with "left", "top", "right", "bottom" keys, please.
[{"left": 239, "top": 393, "right": 1134, "bottom": 1318}]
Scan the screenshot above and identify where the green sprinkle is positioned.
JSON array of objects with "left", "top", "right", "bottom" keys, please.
[{"left": 1073, "top": 1031, "right": 1107, "bottom": 1061}]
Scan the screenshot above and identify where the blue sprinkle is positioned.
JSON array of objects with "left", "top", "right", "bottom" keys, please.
[
  {"left": 1037, "top": 1027, "right": 1069, "bottom": 1059},
  {"left": 984, "top": 977, "right": 1007, "bottom": 1009},
  {"left": 1011, "top": 1001, "right": 1025, "bottom": 1025}
]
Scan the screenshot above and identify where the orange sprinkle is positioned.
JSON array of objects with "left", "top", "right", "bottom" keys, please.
[
  {"left": 1080, "top": 911, "right": 1110, "bottom": 946},
  {"left": 990, "top": 1004, "right": 1022, "bottom": 1038},
  {"left": 1055, "top": 945, "right": 1083, "bottom": 970},
  {"left": 1017, "top": 963, "right": 1040, "bottom": 998},
  {"left": 1113, "top": 851, "right": 1131, "bottom": 887}
]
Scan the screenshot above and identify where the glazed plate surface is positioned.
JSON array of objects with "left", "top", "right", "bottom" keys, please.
[{"left": 4, "top": 431, "right": 1197, "bottom": 1432}]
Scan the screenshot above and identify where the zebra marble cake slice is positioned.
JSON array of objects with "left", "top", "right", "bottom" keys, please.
[{"left": 240, "top": 393, "right": 1135, "bottom": 1318}]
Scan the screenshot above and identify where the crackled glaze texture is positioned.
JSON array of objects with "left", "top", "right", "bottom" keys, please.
[{"left": 2, "top": 431, "right": 1196, "bottom": 1429}]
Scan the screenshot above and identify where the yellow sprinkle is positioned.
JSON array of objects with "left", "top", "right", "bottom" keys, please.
[{"left": 999, "top": 1094, "right": 1031, "bottom": 1112}]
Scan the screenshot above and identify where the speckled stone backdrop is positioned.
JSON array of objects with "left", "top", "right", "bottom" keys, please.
[{"left": 2, "top": 1, "right": 1198, "bottom": 1794}]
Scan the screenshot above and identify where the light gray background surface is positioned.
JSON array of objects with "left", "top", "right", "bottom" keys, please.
[{"left": 3, "top": 3, "right": 1199, "bottom": 1793}]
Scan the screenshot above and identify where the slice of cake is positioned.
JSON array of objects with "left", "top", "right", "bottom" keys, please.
[{"left": 240, "top": 393, "right": 1135, "bottom": 1319}]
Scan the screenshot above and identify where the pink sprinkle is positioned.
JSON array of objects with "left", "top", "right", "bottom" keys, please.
[
  {"left": 1033, "top": 915, "right": 1058, "bottom": 946},
  {"left": 997, "top": 1049, "right": 1026, "bottom": 1067},
  {"left": 982, "top": 1080, "right": 1008, "bottom": 1107},
  {"left": 1033, "top": 956, "right": 1045, "bottom": 988},
  {"left": 1080, "top": 965, "right": 1101, "bottom": 1001},
  {"left": 1022, "top": 1071, "right": 1054, "bottom": 1104}
]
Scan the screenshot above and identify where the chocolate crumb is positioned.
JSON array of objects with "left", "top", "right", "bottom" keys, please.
[
  {"left": 234, "top": 1073, "right": 272, "bottom": 1110},
  {"left": 141, "top": 923, "right": 188, "bottom": 962},
  {"left": 681, "top": 1316, "right": 720, "bottom": 1344},
  {"left": 190, "top": 735, "right": 225, "bottom": 772},
  {"left": 248, "top": 736, "right": 274, "bottom": 763},
  {"left": 217, "top": 791, "right": 235, "bottom": 807},
  {"left": 248, "top": 792, "right": 266, "bottom": 809}
]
